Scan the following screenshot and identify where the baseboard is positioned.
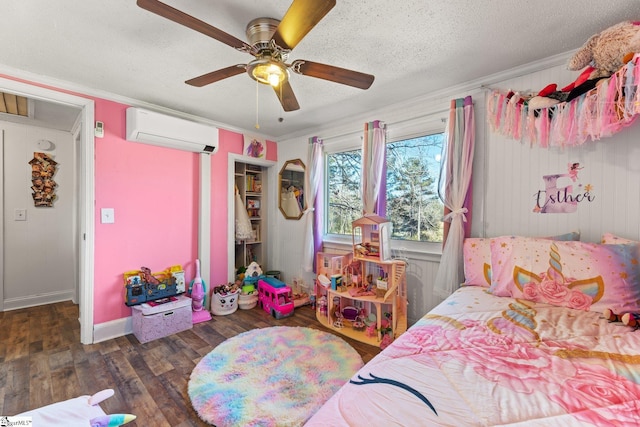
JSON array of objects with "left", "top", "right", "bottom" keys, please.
[
  {"left": 93, "top": 316, "right": 133, "bottom": 343},
  {"left": 3, "top": 290, "right": 75, "bottom": 311}
]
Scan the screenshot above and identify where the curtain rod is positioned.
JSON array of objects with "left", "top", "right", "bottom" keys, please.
[{"left": 321, "top": 106, "right": 454, "bottom": 142}]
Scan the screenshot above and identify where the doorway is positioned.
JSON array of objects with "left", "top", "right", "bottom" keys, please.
[
  {"left": 227, "top": 153, "right": 275, "bottom": 281},
  {"left": 0, "top": 77, "right": 95, "bottom": 344}
]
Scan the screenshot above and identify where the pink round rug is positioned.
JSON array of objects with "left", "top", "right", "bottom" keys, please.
[{"left": 188, "top": 326, "right": 363, "bottom": 426}]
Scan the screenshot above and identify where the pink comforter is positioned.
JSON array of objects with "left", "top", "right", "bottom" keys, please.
[{"left": 305, "top": 286, "right": 640, "bottom": 426}]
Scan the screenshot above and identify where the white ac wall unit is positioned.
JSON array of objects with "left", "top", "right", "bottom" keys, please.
[{"left": 126, "top": 107, "right": 218, "bottom": 154}]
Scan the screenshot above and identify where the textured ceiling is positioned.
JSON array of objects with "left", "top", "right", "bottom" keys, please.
[{"left": 0, "top": 0, "right": 637, "bottom": 138}]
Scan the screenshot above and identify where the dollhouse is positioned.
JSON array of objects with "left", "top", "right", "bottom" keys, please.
[{"left": 315, "top": 214, "right": 408, "bottom": 346}]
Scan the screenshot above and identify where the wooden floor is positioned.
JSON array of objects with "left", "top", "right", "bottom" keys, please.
[{"left": 0, "top": 301, "right": 380, "bottom": 426}]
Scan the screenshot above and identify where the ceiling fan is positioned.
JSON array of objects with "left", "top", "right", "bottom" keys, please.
[{"left": 137, "top": 0, "right": 375, "bottom": 112}]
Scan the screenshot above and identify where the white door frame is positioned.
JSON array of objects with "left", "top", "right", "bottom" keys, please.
[
  {"left": 0, "top": 130, "right": 4, "bottom": 313},
  {"left": 227, "top": 153, "right": 275, "bottom": 281},
  {"left": 0, "top": 77, "right": 95, "bottom": 344}
]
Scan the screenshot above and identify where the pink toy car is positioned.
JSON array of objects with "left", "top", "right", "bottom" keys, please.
[{"left": 257, "top": 277, "right": 294, "bottom": 319}]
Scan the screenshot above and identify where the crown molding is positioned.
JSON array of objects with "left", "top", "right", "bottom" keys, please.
[
  {"left": 278, "top": 50, "right": 575, "bottom": 144},
  {"left": 0, "top": 63, "right": 276, "bottom": 140}
]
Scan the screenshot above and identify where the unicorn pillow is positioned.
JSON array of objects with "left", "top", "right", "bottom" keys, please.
[
  {"left": 602, "top": 232, "right": 637, "bottom": 245},
  {"left": 488, "top": 236, "right": 640, "bottom": 314},
  {"left": 463, "top": 231, "right": 580, "bottom": 287},
  {"left": 462, "top": 238, "right": 493, "bottom": 287}
]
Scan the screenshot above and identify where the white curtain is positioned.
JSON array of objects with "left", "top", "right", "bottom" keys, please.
[
  {"left": 302, "top": 137, "right": 324, "bottom": 272},
  {"left": 362, "top": 120, "right": 386, "bottom": 215},
  {"left": 234, "top": 187, "right": 253, "bottom": 240},
  {"left": 433, "top": 96, "right": 475, "bottom": 301}
]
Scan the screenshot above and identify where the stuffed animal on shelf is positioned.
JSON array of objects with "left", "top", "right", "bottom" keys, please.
[
  {"left": 245, "top": 261, "right": 263, "bottom": 278},
  {"left": 568, "top": 21, "right": 640, "bottom": 78}
]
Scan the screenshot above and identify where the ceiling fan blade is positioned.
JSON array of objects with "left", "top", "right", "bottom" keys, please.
[
  {"left": 271, "top": 0, "right": 336, "bottom": 50},
  {"left": 137, "top": 0, "right": 252, "bottom": 53},
  {"left": 273, "top": 81, "right": 300, "bottom": 112},
  {"left": 186, "top": 65, "right": 247, "bottom": 87},
  {"left": 290, "top": 60, "right": 374, "bottom": 89}
]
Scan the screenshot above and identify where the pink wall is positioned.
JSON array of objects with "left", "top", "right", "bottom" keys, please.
[
  {"left": 93, "top": 100, "right": 200, "bottom": 323},
  {"left": 0, "top": 73, "right": 277, "bottom": 326},
  {"left": 94, "top": 123, "right": 277, "bottom": 323},
  {"left": 94, "top": 115, "right": 276, "bottom": 324}
]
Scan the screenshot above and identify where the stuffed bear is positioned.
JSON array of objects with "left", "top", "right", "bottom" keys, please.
[{"left": 568, "top": 21, "right": 640, "bottom": 78}]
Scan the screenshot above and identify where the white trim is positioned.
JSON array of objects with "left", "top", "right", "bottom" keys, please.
[
  {"left": 322, "top": 235, "right": 443, "bottom": 263},
  {"left": 0, "top": 130, "right": 3, "bottom": 312},
  {"left": 199, "top": 153, "right": 211, "bottom": 305},
  {"left": 0, "top": 63, "right": 275, "bottom": 141},
  {"left": 3, "top": 290, "right": 75, "bottom": 311},
  {"left": 72, "top": 126, "right": 82, "bottom": 305},
  {"left": 278, "top": 50, "right": 574, "bottom": 142},
  {"left": 386, "top": 113, "right": 448, "bottom": 143},
  {"left": 227, "top": 153, "right": 276, "bottom": 280},
  {"left": 93, "top": 316, "right": 133, "bottom": 344},
  {"left": 0, "top": 76, "right": 96, "bottom": 345}
]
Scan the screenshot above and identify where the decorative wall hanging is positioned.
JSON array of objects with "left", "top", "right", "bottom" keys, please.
[
  {"left": 487, "top": 54, "right": 640, "bottom": 148},
  {"left": 29, "top": 152, "right": 58, "bottom": 207},
  {"left": 533, "top": 163, "right": 595, "bottom": 214},
  {"left": 243, "top": 134, "right": 266, "bottom": 158}
]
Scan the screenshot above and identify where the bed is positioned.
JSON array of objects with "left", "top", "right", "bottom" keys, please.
[{"left": 305, "top": 234, "right": 640, "bottom": 426}]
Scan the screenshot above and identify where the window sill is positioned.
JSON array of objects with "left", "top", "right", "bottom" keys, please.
[{"left": 322, "top": 234, "right": 442, "bottom": 263}]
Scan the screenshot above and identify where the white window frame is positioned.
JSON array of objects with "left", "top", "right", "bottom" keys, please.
[{"left": 323, "top": 114, "right": 446, "bottom": 257}]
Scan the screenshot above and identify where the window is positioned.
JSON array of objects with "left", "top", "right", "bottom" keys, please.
[
  {"left": 326, "top": 149, "right": 363, "bottom": 235},
  {"left": 386, "top": 134, "right": 444, "bottom": 242},
  {"left": 326, "top": 133, "right": 444, "bottom": 243}
]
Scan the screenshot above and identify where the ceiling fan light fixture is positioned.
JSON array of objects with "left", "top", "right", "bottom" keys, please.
[{"left": 248, "top": 58, "right": 289, "bottom": 87}]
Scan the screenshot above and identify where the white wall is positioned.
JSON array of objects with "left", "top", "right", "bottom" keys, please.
[
  {"left": 274, "top": 96, "right": 461, "bottom": 325},
  {"left": 476, "top": 63, "right": 640, "bottom": 243},
  {"left": 274, "top": 53, "right": 640, "bottom": 324},
  {"left": 2, "top": 121, "right": 75, "bottom": 309}
]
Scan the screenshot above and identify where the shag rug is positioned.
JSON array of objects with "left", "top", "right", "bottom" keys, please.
[{"left": 188, "top": 326, "right": 363, "bottom": 427}]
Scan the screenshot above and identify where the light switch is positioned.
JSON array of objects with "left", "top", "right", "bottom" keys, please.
[
  {"left": 101, "top": 208, "right": 115, "bottom": 224},
  {"left": 14, "top": 208, "right": 27, "bottom": 221}
]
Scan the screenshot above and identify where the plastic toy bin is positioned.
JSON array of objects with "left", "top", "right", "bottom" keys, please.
[{"left": 132, "top": 294, "right": 192, "bottom": 343}]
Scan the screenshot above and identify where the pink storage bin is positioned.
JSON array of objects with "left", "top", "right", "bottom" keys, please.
[{"left": 132, "top": 294, "right": 192, "bottom": 343}]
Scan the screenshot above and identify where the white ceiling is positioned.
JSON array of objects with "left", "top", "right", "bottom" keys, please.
[{"left": 0, "top": 0, "right": 637, "bottom": 139}]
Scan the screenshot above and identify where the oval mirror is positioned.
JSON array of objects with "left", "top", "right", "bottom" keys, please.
[{"left": 279, "top": 159, "right": 306, "bottom": 220}]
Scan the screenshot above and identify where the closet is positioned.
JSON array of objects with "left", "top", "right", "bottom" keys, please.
[{"left": 234, "top": 161, "right": 266, "bottom": 274}]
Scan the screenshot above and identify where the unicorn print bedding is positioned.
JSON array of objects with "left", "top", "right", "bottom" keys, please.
[{"left": 306, "top": 235, "right": 640, "bottom": 426}]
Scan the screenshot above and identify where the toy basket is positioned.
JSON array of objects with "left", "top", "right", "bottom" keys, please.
[
  {"left": 238, "top": 292, "right": 258, "bottom": 310},
  {"left": 211, "top": 289, "right": 239, "bottom": 315}
]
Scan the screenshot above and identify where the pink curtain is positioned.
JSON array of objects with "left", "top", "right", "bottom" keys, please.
[
  {"left": 361, "top": 120, "right": 386, "bottom": 215},
  {"left": 302, "top": 136, "right": 324, "bottom": 272},
  {"left": 434, "top": 96, "right": 475, "bottom": 301}
]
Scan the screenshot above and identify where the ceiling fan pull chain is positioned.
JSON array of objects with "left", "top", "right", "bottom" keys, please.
[{"left": 255, "top": 79, "right": 260, "bottom": 129}]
